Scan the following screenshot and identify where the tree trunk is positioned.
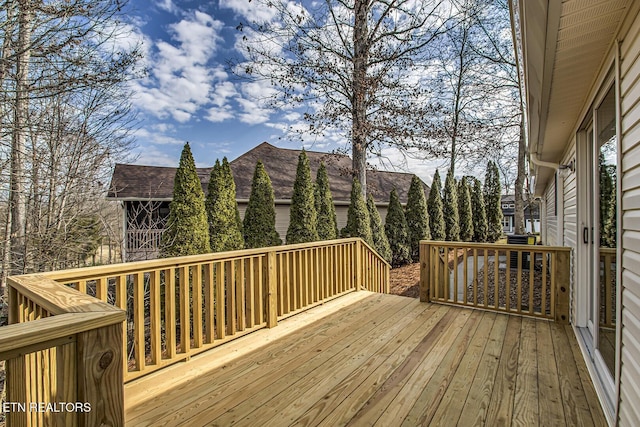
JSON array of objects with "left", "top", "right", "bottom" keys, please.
[
  {"left": 9, "top": 0, "right": 33, "bottom": 274},
  {"left": 514, "top": 113, "right": 526, "bottom": 234},
  {"left": 352, "top": 0, "right": 368, "bottom": 195}
]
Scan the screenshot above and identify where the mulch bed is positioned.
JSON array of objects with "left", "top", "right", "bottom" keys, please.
[{"left": 389, "top": 262, "right": 420, "bottom": 298}]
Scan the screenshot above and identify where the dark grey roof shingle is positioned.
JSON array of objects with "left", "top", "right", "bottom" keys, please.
[{"left": 107, "top": 142, "right": 428, "bottom": 204}]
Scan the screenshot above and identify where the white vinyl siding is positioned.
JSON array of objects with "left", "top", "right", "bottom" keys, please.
[
  {"left": 619, "top": 9, "right": 640, "bottom": 424},
  {"left": 563, "top": 145, "right": 578, "bottom": 249},
  {"left": 544, "top": 178, "right": 558, "bottom": 245}
]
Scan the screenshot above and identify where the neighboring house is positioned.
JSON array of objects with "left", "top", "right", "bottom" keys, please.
[
  {"left": 500, "top": 195, "right": 540, "bottom": 234},
  {"left": 515, "top": 1, "right": 640, "bottom": 424},
  {"left": 107, "top": 142, "right": 428, "bottom": 261}
]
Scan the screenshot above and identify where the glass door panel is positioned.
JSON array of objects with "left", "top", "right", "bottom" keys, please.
[{"left": 596, "top": 86, "right": 617, "bottom": 378}]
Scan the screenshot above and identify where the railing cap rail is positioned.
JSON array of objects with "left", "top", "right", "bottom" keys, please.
[
  {"left": 42, "top": 238, "right": 370, "bottom": 282},
  {"left": 7, "top": 274, "right": 124, "bottom": 315},
  {"left": 419, "top": 240, "right": 571, "bottom": 252},
  {"left": 0, "top": 311, "right": 125, "bottom": 360}
]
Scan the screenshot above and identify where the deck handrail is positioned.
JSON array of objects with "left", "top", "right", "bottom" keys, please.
[
  {"left": 419, "top": 240, "right": 571, "bottom": 323},
  {"left": 3, "top": 238, "right": 388, "bottom": 426},
  {"left": 4, "top": 274, "right": 126, "bottom": 426}
]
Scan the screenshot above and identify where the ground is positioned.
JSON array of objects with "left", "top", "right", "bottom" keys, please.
[{"left": 389, "top": 262, "right": 420, "bottom": 298}]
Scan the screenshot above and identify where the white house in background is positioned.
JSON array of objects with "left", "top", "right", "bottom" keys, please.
[
  {"left": 107, "top": 142, "right": 428, "bottom": 261},
  {"left": 514, "top": 0, "right": 640, "bottom": 424}
]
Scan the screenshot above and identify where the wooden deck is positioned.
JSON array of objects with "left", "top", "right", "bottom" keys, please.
[{"left": 125, "top": 292, "right": 606, "bottom": 427}]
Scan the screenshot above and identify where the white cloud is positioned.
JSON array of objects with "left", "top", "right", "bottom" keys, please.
[
  {"left": 219, "top": 0, "right": 279, "bottom": 23},
  {"left": 156, "top": 0, "right": 178, "bottom": 14},
  {"left": 134, "top": 127, "right": 184, "bottom": 145},
  {"left": 131, "top": 11, "right": 224, "bottom": 122}
]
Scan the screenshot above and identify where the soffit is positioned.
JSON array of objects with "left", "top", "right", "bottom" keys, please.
[{"left": 521, "top": 0, "right": 630, "bottom": 193}]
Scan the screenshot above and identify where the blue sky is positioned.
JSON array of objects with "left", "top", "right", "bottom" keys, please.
[{"left": 121, "top": 0, "right": 448, "bottom": 185}]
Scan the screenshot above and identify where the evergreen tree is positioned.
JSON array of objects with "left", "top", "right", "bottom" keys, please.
[
  {"left": 343, "top": 178, "right": 373, "bottom": 245},
  {"left": 315, "top": 162, "right": 339, "bottom": 240},
  {"left": 599, "top": 153, "right": 615, "bottom": 246},
  {"left": 385, "top": 189, "right": 411, "bottom": 266},
  {"left": 206, "top": 158, "right": 244, "bottom": 252},
  {"left": 457, "top": 178, "right": 474, "bottom": 242},
  {"left": 367, "top": 194, "right": 392, "bottom": 263},
  {"left": 603, "top": 197, "right": 617, "bottom": 248},
  {"left": 160, "top": 143, "right": 210, "bottom": 257},
  {"left": 484, "top": 161, "right": 504, "bottom": 242},
  {"left": 286, "top": 150, "right": 319, "bottom": 243},
  {"left": 442, "top": 169, "right": 460, "bottom": 241},
  {"left": 427, "top": 169, "right": 446, "bottom": 240},
  {"left": 470, "top": 177, "right": 488, "bottom": 242},
  {"left": 405, "top": 175, "right": 430, "bottom": 262},
  {"left": 243, "top": 161, "right": 282, "bottom": 248}
]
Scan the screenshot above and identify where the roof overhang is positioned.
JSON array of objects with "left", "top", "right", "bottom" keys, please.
[{"left": 515, "top": 0, "right": 631, "bottom": 195}]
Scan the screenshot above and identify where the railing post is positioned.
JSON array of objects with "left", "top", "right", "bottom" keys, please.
[
  {"left": 76, "top": 322, "right": 124, "bottom": 426},
  {"left": 419, "top": 242, "right": 430, "bottom": 302},
  {"left": 265, "top": 251, "right": 278, "bottom": 328},
  {"left": 554, "top": 250, "right": 570, "bottom": 324}
]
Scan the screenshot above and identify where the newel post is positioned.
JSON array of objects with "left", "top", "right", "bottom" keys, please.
[
  {"left": 265, "top": 250, "right": 278, "bottom": 328},
  {"left": 76, "top": 323, "right": 124, "bottom": 427},
  {"left": 419, "top": 242, "right": 431, "bottom": 302},
  {"left": 554, "top": 250, "right": 570, "bottom": 324}
]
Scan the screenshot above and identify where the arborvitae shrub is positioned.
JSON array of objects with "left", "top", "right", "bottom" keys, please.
[
  {"left": 243, "top": 161, "right": 282, "bottom": 248},
  {"left": 484, "top": 161, "right": 503, "bottom": 242},
  {"left": 458, "top": 178, "right": 474, "bottom": 242},
  {"left": 286, "top": 150, "right": 319, "bottom": 244},
  {"left": 443, "top": 169, "right": 460, "bottom": 241},
  {"left": 160, "top": 143, "right": 210, "bottom": 257},
  {"left": 385, "top": 189, "right": 411, "bottom": 266},
  {"left": 206, "top": 158, "right": 244, "bottom": 252},
  {"left": 343, "top": 178, "right": 373, "bottom": 246},
  {"left": 427, "top": 169, "right": 445, "bottom": 241},
  {"left": 405, "top": 175, "right": 430, "bottom": 262},
  {"left": 367, "top": 194, "right": 392, "bottom": 263},
  {"left": 470, "top": 177, "right": 488, "bottom": 242},
  {"left": 315, "top": 162, "right": 338, "bottom": 240}
]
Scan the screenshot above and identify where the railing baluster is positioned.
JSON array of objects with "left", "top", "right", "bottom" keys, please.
[
  {"left": 245, "top": 258, "right": 254, "bottom": 329},
  {"left": 204, "top": 263, "right": 214, "bottom": 343},
  {"left": 529, "top": 251, "right": 535, "bottom": 315},
  {"left": 216, "top": 262, "right": 225, "bottom": 339},
  {"left": 150, "top": 270, "right": 162, "bottom": 364},
  {"left": 134, "top": 272, "right": 145, "bottom": 371},
  {"left": 166, "top": 268, "right": 176, "bottom": 358},
  {"left": 193, "top": 265, "right": 203, "bottom": 348},
  {"left": 236, "top": 259, "right": 246, "bottom": 331},
  {"left": 494, "top": 249, "right": 499, "bottom": 310},
  {"left": 255, "top": 255, "right": 264, "bottom": 324},
  {"left": 473, "top": 248, "right": 478, "bottom": 306},
  {"left": 226, "top": 260, "right": 236, "bottom": 336},
  {"left": 542, "top": 253, "right": 548, "bottom": 316},
  {"left": 179, "top": 266, "right": 190, "bottom": 355}
]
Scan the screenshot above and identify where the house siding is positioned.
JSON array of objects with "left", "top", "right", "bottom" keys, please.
[
  {"left": 620, "top": 9, "right": 640, "bottom": 424},
  {"left": 544, "top": 178, "right": 558, "bottom": 246}
]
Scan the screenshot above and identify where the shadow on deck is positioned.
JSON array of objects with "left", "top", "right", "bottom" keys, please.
[{"left": 125, "top": 292, "right": 605, "bottom": 426}]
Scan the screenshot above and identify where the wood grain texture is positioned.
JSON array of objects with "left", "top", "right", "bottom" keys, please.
[
  {"left": 77, "top": 323, "right": 124, "bottom": 427},
  {"left": 123, "top": 294, "right": 605, "bottom": 427}
]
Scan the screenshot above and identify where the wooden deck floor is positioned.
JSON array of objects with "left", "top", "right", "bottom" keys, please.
[{"left": 125, "top": 292, "right": 606, "bottom": 426}]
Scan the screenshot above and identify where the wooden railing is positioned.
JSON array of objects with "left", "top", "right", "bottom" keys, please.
[
  {"left": 419, "top": 241, "right": 571, "bottom": 323},
  {"left": 1, "top": 238, "right": 387, "bottom": 425},
  {"left": 126, "top": 229, "right": 164, "bottom": 261},
  {"left": 600, "top": 247, "right": 616, "bottom": 328},
  {"left": 2, "top": 275, "right": 126, "bottom": 427}
]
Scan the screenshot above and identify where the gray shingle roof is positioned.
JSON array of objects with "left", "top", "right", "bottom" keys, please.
[{"left": 107, "top": 142, "right": 428, "bottom": 204}]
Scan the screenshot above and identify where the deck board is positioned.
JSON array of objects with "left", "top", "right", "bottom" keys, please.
[{"left": 125, "top": 292, "right": 606, "bottom": 427}]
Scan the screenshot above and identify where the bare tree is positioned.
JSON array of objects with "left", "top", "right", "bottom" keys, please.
[
  {"left": 0, "top": 0, "right": 142, "bottom": 283},
  {"left": 234, "top": 0, "right": 456, "bottom": 194}
]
